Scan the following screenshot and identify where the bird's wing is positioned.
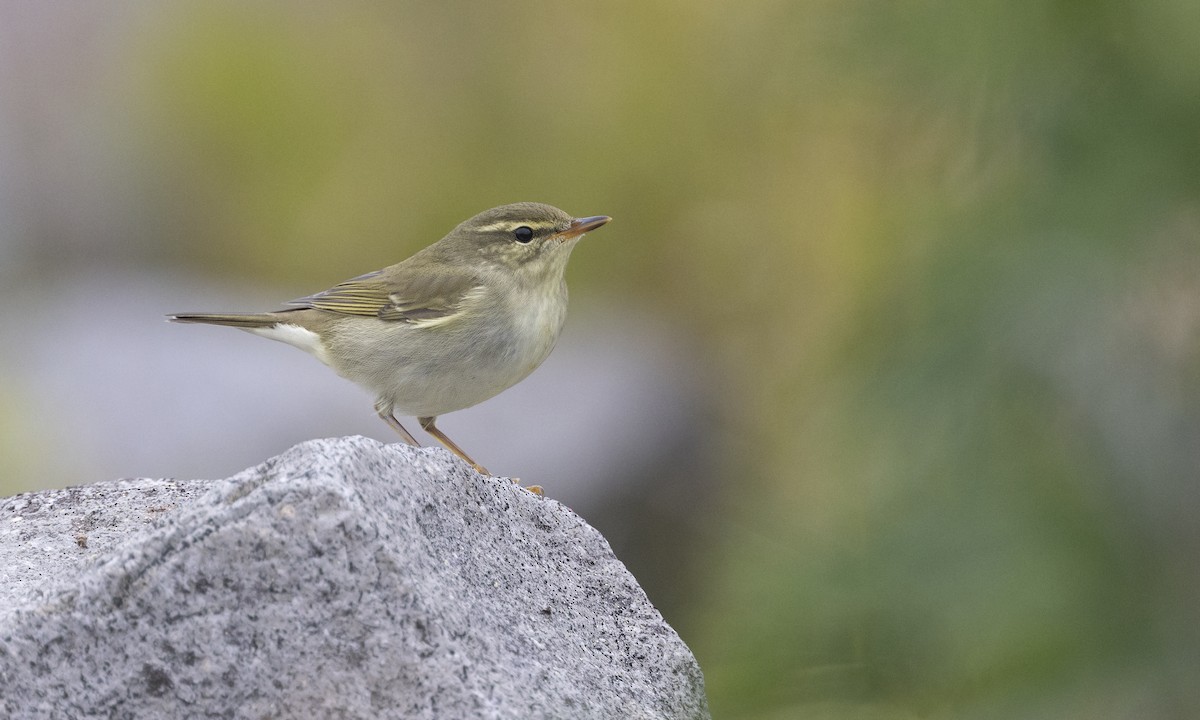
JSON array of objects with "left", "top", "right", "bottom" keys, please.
[{"left": 286, "top": 267, "right": 483, "bottom": 324}]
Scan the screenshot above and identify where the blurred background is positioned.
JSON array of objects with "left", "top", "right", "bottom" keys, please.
[{"left": 2, "top": 1, "right": 1198, "bottom": 717}]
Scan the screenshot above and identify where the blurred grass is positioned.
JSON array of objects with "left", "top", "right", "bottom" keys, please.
[{"left": 6, "top": 0, "right": 1200, "bottom": 717}]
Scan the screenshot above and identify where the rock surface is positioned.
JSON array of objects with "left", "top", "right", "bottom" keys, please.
[{"left": 0, "top": 436, "right": 709, "bottom": 719}]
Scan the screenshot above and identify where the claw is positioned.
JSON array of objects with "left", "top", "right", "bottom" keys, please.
[{"left": 508, "top": 477, "right": 544, "bottom": 496}]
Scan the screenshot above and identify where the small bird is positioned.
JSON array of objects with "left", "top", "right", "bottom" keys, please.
[{"left": 171, "top": 202, "right": 609, "bottom": 479}]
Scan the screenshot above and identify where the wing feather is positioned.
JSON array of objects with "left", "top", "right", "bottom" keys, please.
[{"left": 287, "top": 267, "right": 482, "bottom": 324}]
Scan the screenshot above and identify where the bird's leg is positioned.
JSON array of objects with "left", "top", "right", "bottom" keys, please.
[
  {"left": 375, "top": 399, "right": 420, "bottom": 446},
  {"left": 418, "top": 417, "right": 542, "bottom": 494},
  {"left": 418, "top": 416, "right": 491, "bottom": 476}
]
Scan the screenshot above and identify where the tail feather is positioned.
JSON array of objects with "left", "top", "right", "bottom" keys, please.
[{"left": 168, "top": 312, "right": 281, "bottom": 329}]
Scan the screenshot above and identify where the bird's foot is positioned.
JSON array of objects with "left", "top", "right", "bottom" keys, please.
[{"left": 507, "top": 477, "right": 543, "bottom": 495}]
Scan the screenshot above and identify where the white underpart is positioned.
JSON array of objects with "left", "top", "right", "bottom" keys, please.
[{"left": 247, "top": 323, "right": 333, "bottom": 367}]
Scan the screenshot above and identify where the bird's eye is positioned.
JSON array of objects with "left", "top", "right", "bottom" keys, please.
[{"left": 513, "top": 226, "right": 534, "bottom": 243}]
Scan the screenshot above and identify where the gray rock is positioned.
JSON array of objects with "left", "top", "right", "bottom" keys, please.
[{"left": 0, "top": 436, "right": 710, "bottom": 719}]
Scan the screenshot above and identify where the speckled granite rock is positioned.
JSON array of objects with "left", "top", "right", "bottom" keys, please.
[{"left": 0, "top": 436, "right": 709, "bottom": 719}]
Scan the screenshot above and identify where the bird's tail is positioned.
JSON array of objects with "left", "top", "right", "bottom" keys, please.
[{"left": 167, "top": 312, "right": 281, "bottom": 328}]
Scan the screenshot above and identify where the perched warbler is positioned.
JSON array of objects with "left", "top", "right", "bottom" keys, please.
[{"left": 170, "top": 202, "right": 610, "bottom": 480}]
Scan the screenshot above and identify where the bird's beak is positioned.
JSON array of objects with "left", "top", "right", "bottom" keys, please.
[{"left": 555, "top": 215, "right": 611, "bottom": 241}]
